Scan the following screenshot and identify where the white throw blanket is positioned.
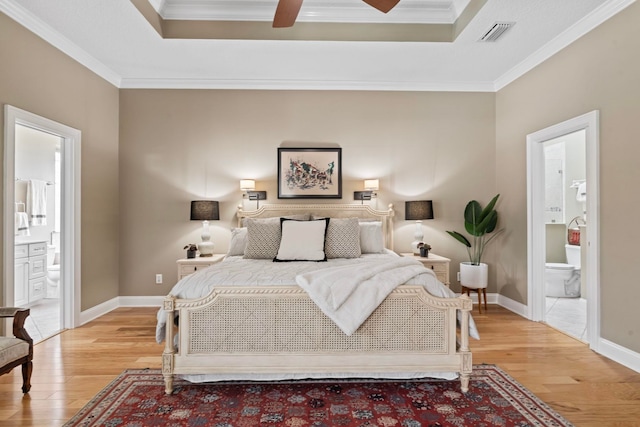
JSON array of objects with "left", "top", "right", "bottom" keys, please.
[
  {"left": 27, "top": 179, "right": 47, "bottom": 226},
  {"left": 296, "top": 257, "right": 429, "bottom": 335}
]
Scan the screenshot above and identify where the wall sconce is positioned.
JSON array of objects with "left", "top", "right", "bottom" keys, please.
[
  {"left": 405, "top": 200, "right": 434, "bottom": 255},
  {"left": 190, "top": 200, "right": 220, "bottom": 257},
  {"left": 354, "top": 179, "right": 379, "bottom": 204},
  {"left": 240, "top": 179, "right": 266, "bottom": 208}
]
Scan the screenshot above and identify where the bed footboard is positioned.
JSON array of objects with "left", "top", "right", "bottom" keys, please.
[{"left": 163, "top": 286, "right": 472, "bottom": 394}]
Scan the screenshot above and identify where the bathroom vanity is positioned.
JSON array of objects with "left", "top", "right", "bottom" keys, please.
[{"left": 14, "top": 240, "right": 47, "bottom": 306}]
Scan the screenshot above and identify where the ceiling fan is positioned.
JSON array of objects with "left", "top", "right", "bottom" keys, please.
[{"left": 273, "top": 0, "right": 401, "bottom": 28}]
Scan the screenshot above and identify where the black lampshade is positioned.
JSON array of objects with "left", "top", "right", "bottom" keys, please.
[
  {"left": 190, "top": 200, "right": 220, "bottom": 221},
  {"left": 405, "top": 200, "right": 434, "bottom": 221}
]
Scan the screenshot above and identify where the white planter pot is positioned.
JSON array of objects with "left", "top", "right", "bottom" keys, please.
[{"left": 459, "top": 262, "right": 488, "bottom": 289}]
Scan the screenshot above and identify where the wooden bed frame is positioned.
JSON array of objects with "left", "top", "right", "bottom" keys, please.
[{"left": 162, "top": 204, "right": 472, "bottom": 394}]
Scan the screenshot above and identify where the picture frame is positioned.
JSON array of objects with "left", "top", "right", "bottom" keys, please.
[{"left": 277, "top": 147, "right": 342, "bottom": 199}]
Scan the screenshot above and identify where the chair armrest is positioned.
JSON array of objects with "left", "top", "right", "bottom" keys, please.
[{"left": 0, "top": 307, "right": 32, "bottom": 343}]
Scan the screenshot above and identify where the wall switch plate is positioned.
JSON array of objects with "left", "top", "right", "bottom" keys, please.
[
  {"left": 457, "top": 272, "right": 461, "bottom": 281},
  {"left": 156, "top": 274, "right": 163, "bottom": 284}
]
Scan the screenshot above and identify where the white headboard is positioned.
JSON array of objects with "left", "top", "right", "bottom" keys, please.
[{"left": 237, "top": 203, "right": 395, "bottom": 250}]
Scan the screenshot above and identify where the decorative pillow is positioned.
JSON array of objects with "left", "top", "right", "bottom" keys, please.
[
  {"left": 241, "top": 214, "right": 309, "bottom": 227},
  {"left": 359, "top": 221, "right": 385, "bottom": 253},
  {"left": 274, "top": 218, "right": 329, "bottom": 262},
  {"left": 227, "top": 227, "right": 248, "bottom": 256},
  {"left": 243, "top": 219, "right": 282, "bottom": 259},
  {"left": 325, "top": 217, "right": 361, "bottom": 259}
]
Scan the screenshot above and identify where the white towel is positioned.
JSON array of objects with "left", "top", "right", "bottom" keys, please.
[
  {"left": 15, "top": 212, "right": 30, "bottom": 236},
  {"left": 576, "top": 182, "right": 587, "bottom": 202},
  {"left": 27, "top": 179, "right": 47, "bottom": 226}
]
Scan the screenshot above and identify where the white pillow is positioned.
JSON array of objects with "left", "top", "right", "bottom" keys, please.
[
  {"left": 275, "top": 218, "right": 329, "bottom": 262},
  {"left": 359, "top": 221, "right": 385, "bottom": 253},
  {"left": 227, "top": 227, "right": 247, "bottom": 256}
]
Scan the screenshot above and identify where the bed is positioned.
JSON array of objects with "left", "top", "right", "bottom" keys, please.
[{"left": 159, "top": 203, "right": 475, "bottom": 394}]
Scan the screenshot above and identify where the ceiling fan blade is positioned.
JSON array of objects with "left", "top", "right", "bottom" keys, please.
[
  {"left": 273, "top": 0, "right": 304, "bottom": 28},
  {"left": 362, "top": 0, "right": 401, "bottom": 14}
]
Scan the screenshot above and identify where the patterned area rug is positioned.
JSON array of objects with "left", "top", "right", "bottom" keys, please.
[{"left": 64, "top": 365, "right": 574, "bottom": 426}]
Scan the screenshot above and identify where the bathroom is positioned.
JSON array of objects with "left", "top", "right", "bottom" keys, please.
[
  {"left": 14, "top": 123, "right": 62, "bottom": 342},
  {"left": 544, "top": 130, "right": 587, "bottom": 341}
]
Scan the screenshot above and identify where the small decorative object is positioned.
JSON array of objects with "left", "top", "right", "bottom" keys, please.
[
  {"left": 567, "top": 216, "right": 585, "bottom": 245},
  {"left": 418, "top": 243, "right": 431, "bottom": 258},
  {"left": 184, "top": 244, "right": 197, "bottom": 259},
  {"left": 277, "top": 147, "right": 342, "bottom": 199}
]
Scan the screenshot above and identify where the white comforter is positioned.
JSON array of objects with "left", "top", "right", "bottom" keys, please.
[{"left": 155, "top": 251, "right": 479, "bottom": 343}]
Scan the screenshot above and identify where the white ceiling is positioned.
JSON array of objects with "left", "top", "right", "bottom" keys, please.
[{"left": 0, "top": 0, "right": 634, "bottom": 91}]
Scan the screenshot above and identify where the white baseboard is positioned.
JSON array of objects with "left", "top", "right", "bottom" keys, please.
[
  {"left": 79, "top": 297, "right": 119, "bottom": 325},
  {"left": 80, "top": 294, "right": 639, "bottom": 374},
  {"left": 494, "top": 294, "right": 640, "bottom": 374},
  {"left": 597, "top": 337, "right": 640, "bottom": 373},
  {"left": 79, "top": 296, "right": 163, "bottom": 325}
]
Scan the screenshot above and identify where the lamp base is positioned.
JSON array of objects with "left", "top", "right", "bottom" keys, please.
[
  {"left": 411, "top": 240, "right": 422, "bottom": 255},
  {"left": 197, "top": 241, "right": 215, "bottom": 257}
]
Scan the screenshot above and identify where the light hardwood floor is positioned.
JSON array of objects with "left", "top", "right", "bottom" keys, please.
[{"left": 0, "top": 306, "right": 639, "bottom": 426}]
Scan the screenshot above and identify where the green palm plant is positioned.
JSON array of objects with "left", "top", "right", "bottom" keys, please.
[{"left": 447, "top": 194, "right": 503, "bottom": 265}]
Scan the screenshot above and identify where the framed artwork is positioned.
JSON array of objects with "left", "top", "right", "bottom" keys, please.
[{"left": 277, "top": 148, "right": 342, "bottom": 199}]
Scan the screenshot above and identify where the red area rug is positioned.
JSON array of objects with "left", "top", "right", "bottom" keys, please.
[{"left": 64, "top": 365, "right": 573, "bottom": 426}]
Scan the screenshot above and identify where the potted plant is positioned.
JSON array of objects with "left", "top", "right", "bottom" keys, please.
[
  {"left": 184, "top": 243, "right": 198, "bottom": 259},
  {"left": 447, "top": 194, "right": 503, "bottom": 289}
]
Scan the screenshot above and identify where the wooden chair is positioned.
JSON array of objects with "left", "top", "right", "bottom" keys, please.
[{"left": 0, "top": 307, "right": 33, "bottom": 393}]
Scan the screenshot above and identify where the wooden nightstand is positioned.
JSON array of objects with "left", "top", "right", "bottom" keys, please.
[
  {"left": 401, "top": 252, "right": 451, "bottom": 287},
  {"left": 176, "top": 254, "right": 225, "bottom": 280}
]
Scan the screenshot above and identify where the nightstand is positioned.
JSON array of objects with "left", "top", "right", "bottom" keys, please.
[
  {"left": 176, "top": 254, "right": 225, "bottom": 280},
  {"left": 401, "top": 252, "right": 451, "bottom": 287}
]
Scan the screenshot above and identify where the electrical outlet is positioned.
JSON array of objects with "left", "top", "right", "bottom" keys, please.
[
  {"left": 155, "top": 274, "right": 163, "bottom": 284},
  {"left": 457, "top": 272, "right": 461, "bottom": 282}
]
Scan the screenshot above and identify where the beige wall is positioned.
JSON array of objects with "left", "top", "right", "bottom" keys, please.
[
  {"left": 0, "top": 13, "right": 120, "bottom": 310},
  {"left": 496, "top": 2, "right": 640, "bottom": 352},
  {"left": 119, "top": 89, "right": 496, "bottom": 296}
]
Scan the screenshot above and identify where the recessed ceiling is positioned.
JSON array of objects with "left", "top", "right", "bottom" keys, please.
[
  {"left": 132, "top": 0, "right": 486, "bottom": 42},
  {"left": 0, "top": 0, "right": 634, "bottom": 91}
]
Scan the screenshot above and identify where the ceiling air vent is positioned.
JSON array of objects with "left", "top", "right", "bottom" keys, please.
[{"left": 479, "top": 22, "right": 515, "bottom": 42}]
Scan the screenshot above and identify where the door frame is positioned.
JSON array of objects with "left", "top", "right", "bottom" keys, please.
[
  {"left": 526, "top": 110, "right": 600, "bottom": 350},
  {"left": 3, "top": 105, "right": 81, "bottom": 329}
]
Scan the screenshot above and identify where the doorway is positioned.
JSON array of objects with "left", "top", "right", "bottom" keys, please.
[
  {"left": 3, "top": 105, "right": 81, "bottom": 337},
  {"left": 526, "top": 111, "right": 600, "bottom": 350}
]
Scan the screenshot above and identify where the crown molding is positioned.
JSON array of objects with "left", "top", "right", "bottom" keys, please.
[
  {"left": 119, "top": 77, "right": 496, "bottom": 92},
  {"left": 494, "top": 0, "right": 636, "bottom": 91},
  {"left": 0, "top": 0, "right": 121, "bottom": 88},
  {"left": 152, "top": 0, "right": 460, "bottom": 24}
]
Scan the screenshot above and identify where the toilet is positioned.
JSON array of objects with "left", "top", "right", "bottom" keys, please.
[
  {"left": 545, "top": 244, "right": 581, "bottom": 298},
  {"left": 46, "top": 245, "right": 60, "bottom": 298}
]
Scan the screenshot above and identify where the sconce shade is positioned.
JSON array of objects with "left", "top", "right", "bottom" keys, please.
[
  {"left": 240, "top": 179, "right": 256, "bottom": 191},
  {"left": 364, "top": 179, "right": 379, "bottom": 191},
  {"left": 405, "top": 200, "right": 434, "bottom": 221},
  {"left": 190, "top": 200, "right": 220, "bottom": 221}
]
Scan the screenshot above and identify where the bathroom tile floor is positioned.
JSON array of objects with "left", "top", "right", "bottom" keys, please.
[
  {"left": 24, "top": 298, "right": 61, "bottom": 343},
  {"left": 545, "top": 296, "right": 587, "bottom": 342}
]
